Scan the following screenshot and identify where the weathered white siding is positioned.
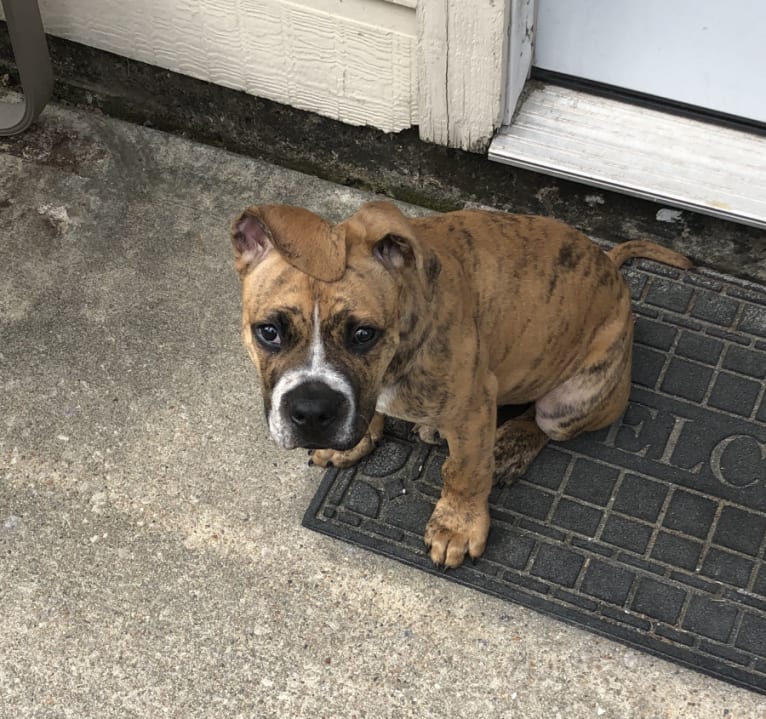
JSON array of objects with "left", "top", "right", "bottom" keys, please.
[
  {"left": 5, "top": 0, "right": 514, "bottom": 147},
  {"left": 19, "top": 0, "right": 419, "bottom": 132}
]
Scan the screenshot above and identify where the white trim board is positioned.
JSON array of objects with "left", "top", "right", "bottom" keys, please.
[
  {"left": 416, "top": 0, "right": 510, "bottom": 151},
  {"left": 503, "top": 0, "right": 535, "bottom": 126},
  {"left": 490, "top": 85, "right": 766, "bottom": 229}
]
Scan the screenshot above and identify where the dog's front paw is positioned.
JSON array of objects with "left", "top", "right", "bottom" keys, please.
[
  {"left": 424, "top": 495, "right": 490, "bottom": 568},
  {"left": 309, "top": 442, "right": 372, "bottom": 469},
  {"left": 308, "top": 413, "right": 385, "bottom": 469}
]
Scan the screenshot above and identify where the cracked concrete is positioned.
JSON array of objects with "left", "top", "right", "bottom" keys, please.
[{"left": 1, "top": 100, "right": 765, "bottom": 718}]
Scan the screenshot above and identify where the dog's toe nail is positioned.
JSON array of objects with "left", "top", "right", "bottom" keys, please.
[
  {"left": 326, "top": 461, "right": 334, "bottom": 468},
  {"left": 307, "top": 459, "right": 314, "bottom": 467}
]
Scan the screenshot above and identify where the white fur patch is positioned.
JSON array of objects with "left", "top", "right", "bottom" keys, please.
[{"left": 375, "top": 384, "right": 398, "bottom": 414}]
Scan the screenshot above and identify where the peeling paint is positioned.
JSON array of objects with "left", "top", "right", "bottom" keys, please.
[
  {"left": 585, "top": 194, "right": 606, "bottom": 207},
  {"left": 656, "top": 208, "right": 684, "bottom": 223}
]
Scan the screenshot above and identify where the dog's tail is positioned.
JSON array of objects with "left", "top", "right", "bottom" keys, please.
[{"left": 607, "top": 240, "right": 692, "bottom": 270}]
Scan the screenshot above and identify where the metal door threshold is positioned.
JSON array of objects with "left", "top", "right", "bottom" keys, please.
[{"left": 489, "top": 84, "right": 766, "bottom": 229}]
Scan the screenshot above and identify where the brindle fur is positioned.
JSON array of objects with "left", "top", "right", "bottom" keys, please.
[{"left": 232, "top": 201, "right": 692, "bottom": 568}]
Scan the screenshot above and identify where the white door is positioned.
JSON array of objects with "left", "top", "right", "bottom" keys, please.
[{"left": 533, "top": 0, "right": 766, "bottom": 124}]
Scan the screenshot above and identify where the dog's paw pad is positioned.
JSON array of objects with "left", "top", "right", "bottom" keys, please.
[{"left": 309, "top": 448, "right": 354, "bottom": 469}]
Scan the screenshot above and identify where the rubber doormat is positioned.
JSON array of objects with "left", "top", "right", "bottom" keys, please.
[{"left": 303, "top": 259, "right": 766, "bottom": 694}]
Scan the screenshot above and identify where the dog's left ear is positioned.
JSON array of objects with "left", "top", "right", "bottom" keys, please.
[
  {"left": 373, "top": 232, "right": 441, "bottom": 301},
  {"left": 355, "top": 201, "right": 440, "bottom": 301}
]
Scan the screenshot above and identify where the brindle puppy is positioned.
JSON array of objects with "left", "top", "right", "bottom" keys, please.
[{"left": 231, "top": 201, "right": 691, "bottom": 568}]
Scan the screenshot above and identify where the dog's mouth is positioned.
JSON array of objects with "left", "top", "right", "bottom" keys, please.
[
  {"left": 297, "top": 430, "right": 363, "bottom": 452},
  {"left": 274, "top": 415, "right": 368, "bottom": 452}
]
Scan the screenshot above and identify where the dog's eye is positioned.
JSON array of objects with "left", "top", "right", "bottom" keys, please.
[
  {"left": 350, "top": 326, "right": 379, "bottom": 351},
  {"left": 253, "top": 323, "right": 282, "bottom": 349}
]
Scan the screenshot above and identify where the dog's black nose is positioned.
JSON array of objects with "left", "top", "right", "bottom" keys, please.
[{"left": 284, "top": 381, "right": 349, "bottom": 444}]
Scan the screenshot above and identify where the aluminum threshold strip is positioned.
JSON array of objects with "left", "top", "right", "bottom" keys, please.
[
  {"left": 489, "top": 84, "right": 766, "bottom": 229},
  {"left": 1, "top": 0, "right": 53, "bottom": 136}
]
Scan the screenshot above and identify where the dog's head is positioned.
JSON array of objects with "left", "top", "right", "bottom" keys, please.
[{"left": 231, "top": 201, "right": 439, "bottom": 451}]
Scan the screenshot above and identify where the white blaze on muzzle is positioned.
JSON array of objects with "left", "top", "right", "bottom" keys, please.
[{"left": 268, "top": 304, "right": 357, "bottom": 449}]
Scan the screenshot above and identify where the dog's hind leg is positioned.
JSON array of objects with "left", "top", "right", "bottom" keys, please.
[
  {"left": 495, "top": 308, "right": 634, "bottom": 483},
  {"left": 493, "top": 407, "right": 549, "bottom": 484},
  {"left": 535, "top": 315, "right": 633, "bottom": 443}
]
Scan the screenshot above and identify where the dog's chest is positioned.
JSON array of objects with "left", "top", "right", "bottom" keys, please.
[
  {"left": 375, "top": 383, "right": 435, "bottom": 425},
  {"left": 375, "top": 385, "right": 399, "bottom": 415}
]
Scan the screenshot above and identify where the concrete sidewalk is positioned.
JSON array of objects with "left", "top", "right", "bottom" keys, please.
[{"left": 1, "top": 99, "right": 763, "bottom": 718}]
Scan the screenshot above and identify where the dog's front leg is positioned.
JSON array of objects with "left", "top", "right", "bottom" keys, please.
[
  {"left": 310, "top": 412, "right": 385, "bottom": 469},
  {"left": 425, "top": 377, "right": 497, "bottom": 568}
]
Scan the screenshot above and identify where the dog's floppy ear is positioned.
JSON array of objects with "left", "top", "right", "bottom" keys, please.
[{"left": 231, "top": 205, "right": 346, "bottom": 281}]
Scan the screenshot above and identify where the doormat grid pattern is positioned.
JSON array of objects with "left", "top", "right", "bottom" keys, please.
[{"left": 303, "top": 260, "right": 766, "bottom": 694}]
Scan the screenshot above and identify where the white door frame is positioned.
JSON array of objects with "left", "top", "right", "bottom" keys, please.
[
  {"left": 416, "top": 0, "right": 535, "bottom": 152},
  {"left": 486, "top": 0, "right": 766, "bottom": 228}
]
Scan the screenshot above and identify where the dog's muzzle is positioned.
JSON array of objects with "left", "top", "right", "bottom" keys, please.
[{"left": 278, "top": 380, "right": 354, "bottom": 449}]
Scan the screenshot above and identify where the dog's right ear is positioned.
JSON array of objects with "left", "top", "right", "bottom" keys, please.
[
  {"left": 231, "top": 210, "right": 273, "bottom": 277},
  {"left": 373, "top": 233, "right": 441, "bottom": 301}
]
